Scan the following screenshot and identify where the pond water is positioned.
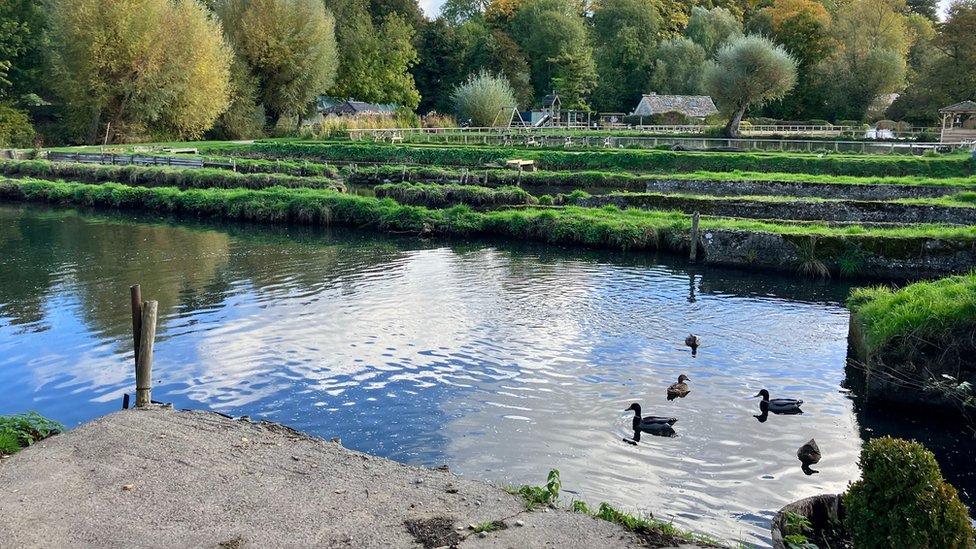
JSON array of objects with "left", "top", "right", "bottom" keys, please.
[{"left": 1, "top": 204, "right": 973, "bottom": 546}]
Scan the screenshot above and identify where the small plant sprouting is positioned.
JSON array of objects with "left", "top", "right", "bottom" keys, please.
[
  {"left": 782, "top": 511, "right": 815, "bottom": 549},
  {"left": 471, "top": 520, "right": 506, "bottom": 533},
  {"left": 837, "top": 244, "right": 868, "bottom": 279},
  {"left": 507, "top": 469, "right": 561, "bottom": 509}
]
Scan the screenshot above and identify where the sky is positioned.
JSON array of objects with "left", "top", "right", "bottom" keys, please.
[{"left": 416, "top": 0, "right": 956, "bottom": 19}]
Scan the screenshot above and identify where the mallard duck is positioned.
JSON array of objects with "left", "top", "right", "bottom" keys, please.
[
  {"left": 684, "top": 334, "right": 701, "bottom": 349},
  {"left": 797, "top": 439, "right": 821, "bottom": 466},
  {"left": 626, "top": 403, "right": 678, "bottom": 428},
  {"left": 754, "top": 389, "right": 803, "bottom": 414},
  {"left": 667, "top": 375, "right": 691, "bottom": 400}
]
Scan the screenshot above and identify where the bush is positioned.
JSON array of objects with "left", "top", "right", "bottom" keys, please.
[
  {"left": 876, "top": 119, "right": 897, "bottom": 130},
  {"left": 0, "top": 412, "right": 64, "bottom": 456},
  {"left": 0, "top": 104, "right": 36, "bottom": 148},
  {"left": 844, "top": 437, "right": 974, "bottom": 549},
  {"left": 650, "top": 111, "right": 691, "bottom": 125},
  {"left": 451, "top": 70, "right": 517, "bottom": 127}
]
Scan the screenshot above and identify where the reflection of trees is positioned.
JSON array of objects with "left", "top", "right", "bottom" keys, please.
[{"left": 0, "top": 207, "right": 63, "bottom": 327}]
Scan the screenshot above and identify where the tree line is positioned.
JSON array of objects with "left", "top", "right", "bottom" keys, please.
[{"left": 0, "top": 0, "right": 973, "bottom": 145}]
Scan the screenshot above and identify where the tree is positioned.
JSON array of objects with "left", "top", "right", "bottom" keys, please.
[
  {"left": 704, "top": 35, "right": 797, "bottom": 136},
  {"left": 368, "top": 0, "right": 424, "bottom": 29},
  {"left": 815, "top": 0, "right": 911, "bottom": 120},
  {"left": 752, "top": 0, "right": 833, "bottom": 119},
  {"left": 591, "top": 0, "right": 662, "bottom": 112},
  {"left": 328, "top": 0, "right": 421, "bottom": 109},
  {"left": 651, "top": 38, "right": 708, "bottom": 95},
  {"left": 509, "top": 0, "right": 596, "bottom": 108},
  {"left": 441, "top": 0, "right": 491, "bottom": 24},
  {"left": 217, "top": 0, "right": 337, "bottom": 127},
  {"left": 685, "top": 6, "right": 742, "bottom": 56},
  {"left": 49, "top": 0, "right": 232, "bottom": 143},
  {"left": 0, "top": 0, "right": 48, "bottom": 104},
  {"left": 451, "top": 70, "right": 517, "bottom": 125}
]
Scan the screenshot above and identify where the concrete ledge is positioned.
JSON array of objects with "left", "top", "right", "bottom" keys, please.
[{"left": 0, "top": 408, "right": 689, "bottom": 548}]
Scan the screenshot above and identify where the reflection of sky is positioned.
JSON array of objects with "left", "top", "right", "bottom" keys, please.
[{"left": 2, "top": 206, "right": 974, "bottom": 544}]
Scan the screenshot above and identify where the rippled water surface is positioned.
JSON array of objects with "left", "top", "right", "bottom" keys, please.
[{"left": 1, "top": 204, "right": 973, "bottom": 545}]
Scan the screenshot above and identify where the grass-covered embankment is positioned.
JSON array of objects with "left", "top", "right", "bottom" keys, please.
[
  {"left": 374, "top": 182, "right": 536, "bottom": 208},
  {"left": 224, "top": 142, "right": 976, "bottom": 178},
  {"left": 847, "top": 274, "right": 976, "bottom": 413},
  {"left": 0, "top": 160, "right": 345, "bottom": 192},
  {"left": 3, "top": 178, "right": 976, "bottom": 279},
  {"left": 0, "top": 412, "right": 63, "bottom": 456}
]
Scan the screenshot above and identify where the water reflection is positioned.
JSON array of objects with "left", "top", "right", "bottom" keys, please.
[{"left": 0, "top": 204, "right": 973, "bottom": 546}]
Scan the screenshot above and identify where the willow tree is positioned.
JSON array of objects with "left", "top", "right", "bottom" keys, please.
[
  {"left": 218, "top": 0, "right": 338, "bottom": 127},
  {"left": 49, "top": 0, "right": 231, "bottom": 143},
  {"left": 704, "top": 35, "right": 797, "bottom": 137},
  {"left": 451, "top": 70, "right": 517, "bottom": 126}
]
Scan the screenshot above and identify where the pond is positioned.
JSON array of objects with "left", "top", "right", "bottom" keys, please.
[{"left": 1, "top": 204, "right": 973, "bottom": 546}]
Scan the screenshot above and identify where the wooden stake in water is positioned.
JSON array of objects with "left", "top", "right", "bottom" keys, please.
[
  {"left": 689, "top": 212, "right": 700, "bottom": 261},
  {"left": 129, "top": 285, "right": 142, "bottom": 367},
  {"left": 135, "top": 300, "right": 158, "bottom": 407}
]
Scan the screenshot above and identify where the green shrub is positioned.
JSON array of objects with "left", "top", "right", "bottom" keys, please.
[
  {"left": 845, "top": 437, "right": 974, "bottom": 548},
  {"left": 374, "top": 182, "right": 535, "bottom": 208},
  {"left": 0, "top": 104, "right": 36, "bottom": 148},
  {"left": 0, "top": 412, "right": 64, "bottom": 456},
  {"left": 508, "top": 469, "right": 561, "bottom": 509},
  {"left": 451, "top": 70, "right": 517, "bottom": 127}
]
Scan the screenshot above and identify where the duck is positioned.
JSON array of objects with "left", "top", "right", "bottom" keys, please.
[
  {"left": 797, "top": 438, "right": 821, "bottom": 466},
  {"left": 667, "top": 375, "right": 691, "bottom": 400},
  {"left": 684, "top": 334, "right": 701, "bottom": 349},
  {"left": 626, "top": 403, "right": 678, "bottom": 429},
  {"left": 798, "top": 438, "right": 821, "bottom": 475},
  {"left": 754, "top": 389, "right": 803, "bottom": 414}
]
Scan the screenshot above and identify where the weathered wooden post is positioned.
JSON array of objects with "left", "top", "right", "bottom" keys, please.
[
  {"left": 135, "top": 300, "right": 158, "bottom": 407},
  {"left": 689, "top": 212, "right": 700, "bottom": 262},
  {"left": 130, "top": 285, "right": 142, "bottom": 366}
]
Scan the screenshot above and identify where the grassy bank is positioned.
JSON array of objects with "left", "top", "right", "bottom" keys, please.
[
  {"left": 374, "top": 182, "right": 536, "bottom": 208},
  {"left": 0, "top": 160, "right": 345, "bottom": 192},
  {"left": 224, "top": 142, "right": 976, "bottom": 178},
  {"left": 0, "top": 412, "right": 63, "bottom": 456},
  {"left": 849, "top": 274, "right": 976, "bottom": 351}
]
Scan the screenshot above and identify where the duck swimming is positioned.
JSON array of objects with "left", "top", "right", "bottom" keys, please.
[
  {"left": 626, "top": 403, "right": 678, "bottom": 431},
  {"left": 667, "top": 375, "right": 691, "bottom": 400},
  {"left": 754, "top": 389, "right": 803, "bottom": 414},
  {"left": 798, "top": 438, "right": 821, "bottom": 475},
  {"left": 684, "top": 334, "right": 701, "bottom": 356}
]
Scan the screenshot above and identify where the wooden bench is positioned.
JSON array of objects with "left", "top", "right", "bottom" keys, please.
[{"left": 505, "top": 159, "right": 536, "bottom": 172}]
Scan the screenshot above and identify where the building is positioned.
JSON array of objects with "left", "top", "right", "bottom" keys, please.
[
  {"left": 939, "top": 101, "right": 976, "bottom": 144},
  {"left": 631, "top": 93, "right": 718, "bottom": 120}
]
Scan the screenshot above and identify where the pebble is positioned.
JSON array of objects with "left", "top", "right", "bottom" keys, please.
[
  {"left": 334, "top": 489, "right": 346, "bottom": 494},
  {"left": 121, "top": 484, "right": 135, "bottom": 491},
  {"left": 467, "top": 524, "right": 476, "bottom": 530},
  {"left": 412, "top": 478, "right": 424, "bottom": 485},
  {"left": 515, "top": 520, "right": 525, "bottom": 527},
  {"left": 478, "top": 532, "right": 487, "bottom": 538}
]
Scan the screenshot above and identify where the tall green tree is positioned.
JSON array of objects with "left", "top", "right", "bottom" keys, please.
[
  {"left": 451, "top": 70, "right": 517, "bottom": 125},
  {"left": 685, "top": 6, "right": 742, "bottom": 55},
  {"left": 0, "top": 0, "right": 48, "bottom": 103},
  {"left": 441, "top": 0, "right": 490, "bottom": 24},
  {"left": 509, "top": 0, "right": 596, "bottom": 108},
  {"left": 591, "top": 0, "right": 662, "bottom": 112},
  {"left": 650, "top": 38, "right": 708, "bottom": 95},
  {"left": 704, "top": 34, "right": 797, "bottom": 136},
  {"left": 328, "top": 0, "right": 421, "bottom": 109},
  {"left": 217, "top": 0, "right": 337, "bottom": 127},
  {"left": 50, "top": 0, "right": 232, "bottom": 142}
]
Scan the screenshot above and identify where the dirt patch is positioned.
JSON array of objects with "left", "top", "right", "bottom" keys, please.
[{"left": 404, "top": 517, "right": 462, "bottom": 548}]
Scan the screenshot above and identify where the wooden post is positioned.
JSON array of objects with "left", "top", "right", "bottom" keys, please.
[
  {"left": 689, "top": 212, "right": 700, "bottom": 261},
  {"left": 129, "top": 285, "right": 142, "bottom": 367},
  {"left": 135, "top": 300, "right": 158, "bottom": 407}
]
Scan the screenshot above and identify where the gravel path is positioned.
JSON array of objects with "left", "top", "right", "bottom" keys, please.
[{"left": 0, "top": 407, "right": 710, "bottom": 548}]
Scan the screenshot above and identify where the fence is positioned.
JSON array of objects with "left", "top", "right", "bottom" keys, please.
[{"left": 350, "top": 128, "right": 953, "bottom": 155}]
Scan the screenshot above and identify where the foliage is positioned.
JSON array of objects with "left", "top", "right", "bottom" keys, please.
[
  {"left": 685, "top": 6, "right": 742, "bottom": 56},
  {"left": 471, "top": 520, "right": 506, "bottom": 533},
  {"left": 0, "top": 103, "right": 34, "bottom": 147},
  {"left": 210, "top": 58, "right": 266, "bottom": 140},
  {"left": 650, "top": 38, "right": 708, "bottom": 95},
  {"left": 703, "top": 35, "right": 798, "bottom": 137},
  {"left": 590, "top": 0, "right": 661, "bottom": 112},
  {"left": 49, "top": 0, "right": 232, "bottom": 143},
  {"left": 509, "top": 469, "right": 561, "bottom": 509},
  {"left": 844, "top": 436, "right": 974, "bottom": 548},
  {"left": 0, "top": 0, "right": 48, "bottom": 104},
  {"left": 451, "top": 71, "right": 517, "bottom": 127},
  {"left": 217, "top": 0, "right": 337, "bottom": 126},
  {"left": 509, "top": 0, "right": 596, "bottom": 109},
  {"left": 329, "top": 1, "right": 420, "bottom": 111},
  {"left": 794, "top": 236, "right": 829, "bottom": 278},
  {"left": 0, "top": 412, "right": 64, "bottom": 456}
]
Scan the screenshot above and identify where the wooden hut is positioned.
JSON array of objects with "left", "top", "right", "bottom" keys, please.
[{"left": 939, "top": 100, "right": 976, "bottom": 144}]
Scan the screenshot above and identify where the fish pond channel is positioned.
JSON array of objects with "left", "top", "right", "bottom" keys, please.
[{"left": 1, "top": 204, "right": 973, "bottom": 546}]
